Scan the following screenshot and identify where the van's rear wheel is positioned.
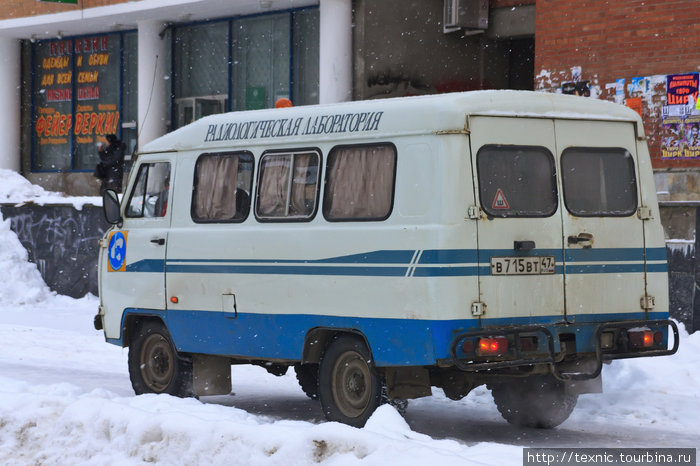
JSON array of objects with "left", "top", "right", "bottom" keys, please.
[
  {"left": 128, "top": 321, "right": 194, "bottom": 397},
  {"left": 319, "top": 335, "right": 382, "bottom": 427},
  {"left": 490, "top": 376, "right": 577, "bottom": 428},
  {"left": 294, "top": 363, "right": 319, "bottom": 399}
]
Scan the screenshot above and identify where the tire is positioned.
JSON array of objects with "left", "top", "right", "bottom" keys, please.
[
  {"left": 128, "top": 321, "right": 194, "bottom": 397},
  {"left": 318, "top": 335, "right": 382, "bottom": 427},
  {"left": 490, "top": 376, "right": 577, "bottom": 429},
  {"left": 294, "top": 363, "right": 319, "bottom": 399}
]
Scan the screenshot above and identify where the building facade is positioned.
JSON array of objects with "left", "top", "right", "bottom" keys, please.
[{"left": 0, "top": 0, "right": 536, "bottom": 194}]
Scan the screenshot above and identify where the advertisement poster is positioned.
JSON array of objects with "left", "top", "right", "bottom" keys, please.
[
  {"left": 32, "top": 36, "right": 120, "bottom": 170},
  {"left": 661, "top": 73, "right": 700, "bottom": 159},
  {"left": 626, "top": 97, "right": 643, "bottom": 116},
  {"left": 661, "top": 116, "right": 684, "bottom": 159},
  {"left": 685, "top": 115, "right": 700, "bottom": 159},
  {"left": 667, "top": 73, "right": 698, "bottom": 107}
]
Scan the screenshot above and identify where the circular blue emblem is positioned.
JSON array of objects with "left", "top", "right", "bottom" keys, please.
[{"left": 108, "top": 231, "right": 126, "bottom": 271}]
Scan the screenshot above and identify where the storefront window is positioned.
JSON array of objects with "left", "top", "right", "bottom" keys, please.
[
  {"left": 172, "top": 8, "right": 319, "bottom": 128},
  {"left": 292, "top": 8, "right": 320, "bottom": 107},
  {"left": 31, "top": 32, "right": 136, "bottom": 172},
  {"left": 174, "top": 21, "right": 229, "bottom": 127},
  {"left": 32, "top": 40, "right": 73, "bottom": 170},
  {"left": 232, "top": 13, "right": 290, "bottom": 111}
]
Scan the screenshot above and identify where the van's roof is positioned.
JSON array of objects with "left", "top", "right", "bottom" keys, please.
[{"left": 141, "top": 90, "right": 643, "bottom": 154}]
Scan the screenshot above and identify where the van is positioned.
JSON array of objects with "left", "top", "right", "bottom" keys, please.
[{"left": 96, "top": 91, "right": 678, "bottom": 428}]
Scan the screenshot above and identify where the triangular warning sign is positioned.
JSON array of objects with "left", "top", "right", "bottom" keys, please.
[{"left": 492, "top": 189, "right": 510, "bottom": 209}]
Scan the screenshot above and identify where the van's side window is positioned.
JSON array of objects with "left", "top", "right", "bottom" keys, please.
[
  {"left": 561, "top": 147, "right": 637, "bottom": 217},
  {"left": 125, "top": 162, "right": 171, "bottom": 218},
  {"left": 255, "top": 150, "right": 320, "bottom": 221},
  {"left": 477, "top": 145, "right": 557, "bottom": 218},
  {"left": 323, "top": 143, "right": 397, "bottom": 221},
  {"left": 192, "top": 152, "right": 254, "bottom": 222}
]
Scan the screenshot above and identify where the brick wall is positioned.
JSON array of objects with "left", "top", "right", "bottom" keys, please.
[
  {"left": 535, "top": 0, "right": 700, "bottom": 169},
  {"left": 0, "top": 0, "right": 130, "bottom": 20}
]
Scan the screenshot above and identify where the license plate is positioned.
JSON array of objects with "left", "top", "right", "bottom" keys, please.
[{"left": 490, "top": 256, "right": 556, "bottom": 275}]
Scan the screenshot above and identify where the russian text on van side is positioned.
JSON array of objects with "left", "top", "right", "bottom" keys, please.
[{"left": 204, "top": 111, "right": 384, "bottom": 142}]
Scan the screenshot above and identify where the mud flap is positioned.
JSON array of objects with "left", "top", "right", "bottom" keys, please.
[{"left": 193, "top": 354, "right": 232, "bottom": 396}]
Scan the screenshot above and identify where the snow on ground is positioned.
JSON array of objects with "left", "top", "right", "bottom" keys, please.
[{"left": 0, "top": 174, "right": 699, "bottom": 465}]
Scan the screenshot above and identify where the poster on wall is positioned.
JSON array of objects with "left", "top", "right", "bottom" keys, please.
[
  {"left": 685, "top": 115, "right": 700, "bottom": 159},
  {"left": 661, "top": 72, "right": 700, "bottom": 159},
  {"left": 32, "top": 35, "right": 120, "bottom": 171}
]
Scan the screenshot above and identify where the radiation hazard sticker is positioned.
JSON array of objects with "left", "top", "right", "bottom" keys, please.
[
  {"left": 107, "top": 231, "right": 128, "bottom": 272},
  {"left": 492, "top": 189, "right": 510, "bottom": 210}
]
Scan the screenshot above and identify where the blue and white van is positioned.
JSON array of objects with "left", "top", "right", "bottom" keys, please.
[{"left": 96, "top": 91, "right": 678, "bottom": 428}]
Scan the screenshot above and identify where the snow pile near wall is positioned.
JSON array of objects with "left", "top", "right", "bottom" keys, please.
[
  {"left": 0, "top": 168, "right": 100, "bottom": 210},
  {"left": 0, "top": 215, "right": 53, "bottom": 306}
]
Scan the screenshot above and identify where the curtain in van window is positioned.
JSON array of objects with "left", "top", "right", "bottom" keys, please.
[
  {"left": 194, "top": 155, "right": 239, "bottom": 220},
  {"left": 289, "top": 153, "right": 314, "bottom": 216},
  {"left": 324, "top": 145, "right": 396, "bottom": 220},
  {"left": 258, "top": 155, "right": 291, "bottom": 216}
]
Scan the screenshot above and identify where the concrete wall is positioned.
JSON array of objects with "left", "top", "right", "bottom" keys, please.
[{"left": 0, "top": 204, "right": 108, "bottom": 297}]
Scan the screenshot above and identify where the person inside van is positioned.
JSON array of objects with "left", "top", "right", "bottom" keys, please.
[{"left": 234, "top": 188, "right": 250, "bottom": 220}]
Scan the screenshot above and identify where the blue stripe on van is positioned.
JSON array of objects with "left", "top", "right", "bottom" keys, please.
[
  {"left": 122, "top": 247, "right": 667, "bottom": 276},
  {"left": 167, "top": 263, "right": 409, "bottom": 277},
  {"left": 108, "top": 309, "right": 671, "bottom": 366},
  {"left": 125, "top": 260, "right": 165, "bottom": 273}
]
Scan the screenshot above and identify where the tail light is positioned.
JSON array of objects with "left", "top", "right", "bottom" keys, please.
[
  {"left": 520, "top": 336, "right": 538, "bottom": 352},
  {"left": 628, "top": 330, "right": 658, "bottom": 348},
  {"left": 477, "top": 336, "right": 508, "bottom": 356}
]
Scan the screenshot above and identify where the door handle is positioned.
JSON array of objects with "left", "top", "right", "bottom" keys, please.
[
  {"left": 567, "top": 233, "right": 593, "bottom": 248},
  {"left": 514, "top": 240, "right": 536, "bottom": 251},
  {"left": 150, "top": 238, "right": 165, "bottom": 246}
]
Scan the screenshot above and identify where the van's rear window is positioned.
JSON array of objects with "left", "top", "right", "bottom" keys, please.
[
  {"left": 477, "top": 145, "right": 557, "bottom": 218},
  {"left": 561, "top": 147, "right": 637, "bottom": 217}
]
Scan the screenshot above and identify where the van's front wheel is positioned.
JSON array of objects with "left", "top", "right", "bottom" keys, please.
[
  {"left": 128, "top": 321, "right": 194, "bottom": 397},
  {"left": 490, "top": 376, "right": 577, "bottom": 428},
  {"left": 319, "top": 335, "right": 382, "bottom": 427}
]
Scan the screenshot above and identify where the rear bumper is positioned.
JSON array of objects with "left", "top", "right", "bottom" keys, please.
[{"left": 450, "top": 319, "right": 679, "bottom": 380}]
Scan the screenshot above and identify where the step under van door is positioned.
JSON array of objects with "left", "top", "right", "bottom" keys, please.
[
  {"left": 468, "top": 116, "right": 565, "bottom": 325},
  {"left": 554, "top": 119, "right": 647, "bottom": 321}
]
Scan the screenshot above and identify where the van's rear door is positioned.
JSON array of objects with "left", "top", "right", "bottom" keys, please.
[
  {"left": 554, "top": 119, "right": 646, "bottom": 320},
  {"left": 469, "top": 116, "right": 565, "bottom": 324}
]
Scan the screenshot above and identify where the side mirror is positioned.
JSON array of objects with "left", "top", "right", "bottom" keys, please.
[{"left": 102, "top": 189, "right": 122, "bottom": 225}]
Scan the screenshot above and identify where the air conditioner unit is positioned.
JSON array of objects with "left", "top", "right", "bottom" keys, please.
[{"left": 443, "top": 0, "right": 489, "bottom": 34}]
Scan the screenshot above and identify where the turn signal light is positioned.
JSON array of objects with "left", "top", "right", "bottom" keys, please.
[{"left": 477, "top": 336, "right": 508, "bottom": 356}]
